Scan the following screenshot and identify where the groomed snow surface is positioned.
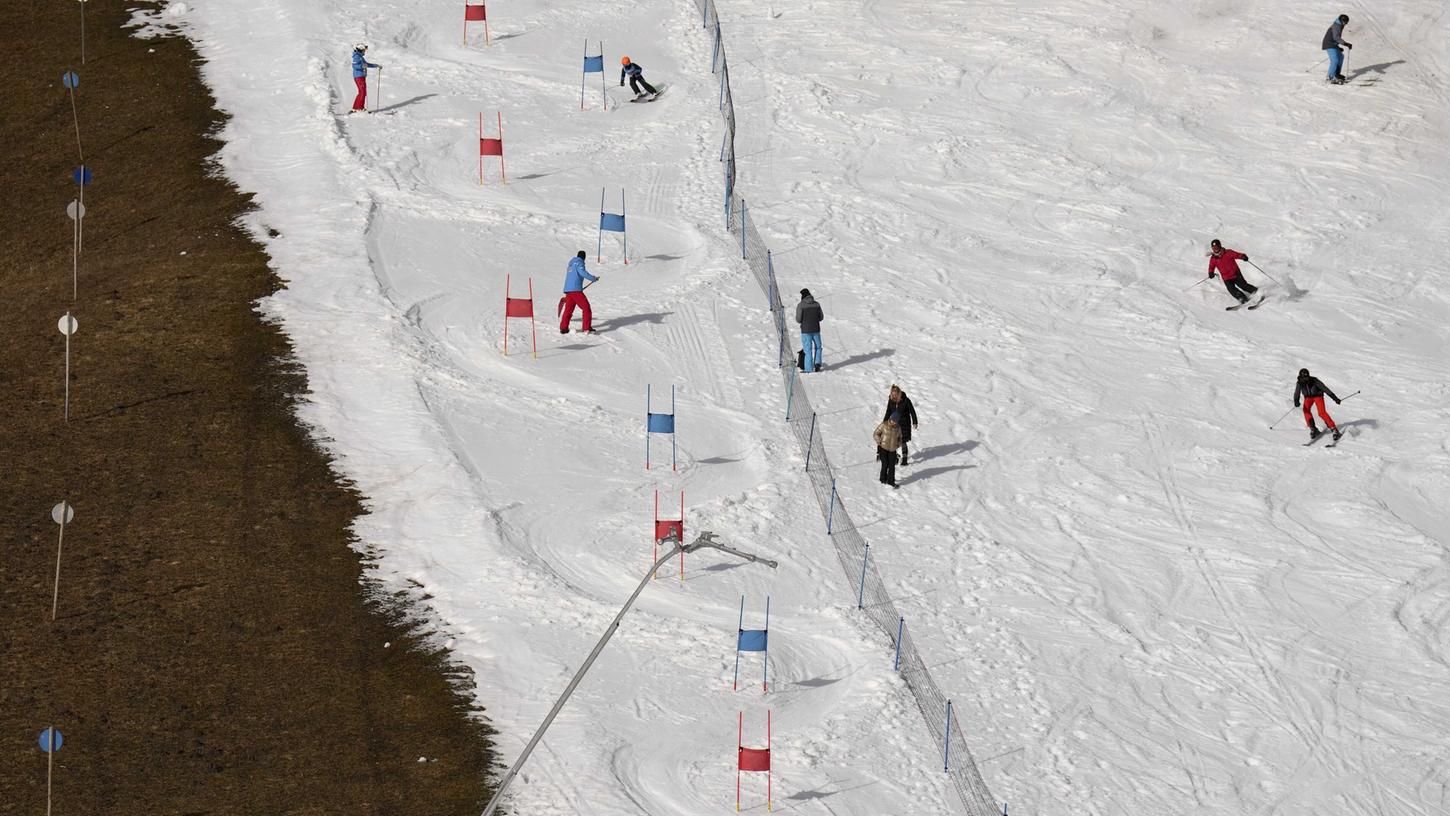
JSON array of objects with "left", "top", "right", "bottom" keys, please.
[{"left": 157, "top": 0, "right": 1449, "bottom": 813}]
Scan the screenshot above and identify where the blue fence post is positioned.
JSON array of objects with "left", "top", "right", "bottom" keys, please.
[
  {"left": 766, "top": 250, "right": 776, "bottom": 309},
  {"left": 943, "top": 700, "right": 953, "bottom": 771},
  {"left": 719, "top": 65, "right": 726, "bottom": 110},
  {"left": 803, "top": 413, "right": 817, "bottom": 470},
  {"left": 893, "top": 616, "right": 904, "bottom": 670},
  {"left": 739, "top": 199, "right": 748, "bottom": 258},
  {"left": 856, "top": 544, "right": 869, "bottom": 609},
  {"left": 724, "top": 186, "right": 731, "bottom": 231},
  {"left": 826, "top": 479, "right": 837, "bottom": 533},
  {"left": 784, "top": 367, "right": 795, "bottom": 421},
  {"left": 711, "top": 23, "right": 720, "bottom": 72}
]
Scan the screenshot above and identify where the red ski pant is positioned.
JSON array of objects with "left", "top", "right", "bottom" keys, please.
[
  {"left": 352, "top": 76, "right": 368, "bottom": 111},
  {"left": 1302, "top": 397, "right": 1337, "bottom": 430},
  {"left": 559, "top": 291, "right": 592, "bottom": 332}
]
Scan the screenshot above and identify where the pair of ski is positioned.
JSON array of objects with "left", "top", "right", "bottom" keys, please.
[
  {"left": 1304, "top": 429, "right": 1344, "bottom": 448},
  {"left": 1226, "top": 295, "right": 1266, "bottom": 311}
]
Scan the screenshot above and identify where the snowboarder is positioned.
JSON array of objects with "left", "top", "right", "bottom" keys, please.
[
  {"left": 351, "top": 44, "right": 380, "bottom": 113},
  {"left": 1322, "top": 14, "right": 1352, "bottom": 85},
  {"left": 1294, "top": 368, "right": 1342, "bottom": 442},
  {"left": 883, "top": 385, "right": 920, "bottom": 465},
  {"left": 873, "top": 415, "right": 902, "bottom": 489},
  {"left": 1206, "top": 239, "right": 1260, "bottom": 306},
  {"left": 796, "top": 289, "right": 824, "bottom": 372},
  {"left": 559, "top": 251, "right": 599, "bottom": 334},
  {"left": 619, "top": 56, "right": 659, "bottom": 99}
]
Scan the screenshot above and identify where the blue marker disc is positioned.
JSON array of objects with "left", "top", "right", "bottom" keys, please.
[
  {"left": 72, "top": 167, "right": 92, "bottom": 185},
  {"left": 39, "top": 728, "right": 64, "bottom": 753},
  {"left": 62, "top": 71, "right": 80, "bottom": 89}
]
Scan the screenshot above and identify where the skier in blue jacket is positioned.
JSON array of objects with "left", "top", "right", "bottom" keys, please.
[
  {"left": 620, "top": 56, "right": 659, "bottom": 99},
  {"left": 351, "top": 44, "right": 380, "bottom": 112},
  {"left": 1322, "top": 15, "right": 1352, "bottom": 85},
  {"left": 559, "top": 251, "right": 600, "bottom": 333}
]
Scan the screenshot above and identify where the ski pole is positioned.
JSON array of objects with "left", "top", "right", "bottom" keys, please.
[
  {"left": 373, "top": 66, "right": 382, "bottom": 112},
  {"left": 1244, "top": 260, "right": 1281, "bottom": 286},
  {"left": 1186, "top": 275, "right": 1211, "bottom": 291},
  {"left": 1338, "top": 390, "right": 1361, "bottom": 403},
  {"left": 1269, "top": 405, "right": 1298, "bottom": 429},
  {"left": 1305, "top": 56, "right": 1328, "bottom": 73}
]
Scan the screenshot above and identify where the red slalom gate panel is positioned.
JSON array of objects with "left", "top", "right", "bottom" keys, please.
[
  {"left": 503, "top": 275, "right": 536, "bottom": 357},
  {"left": 463, "top": 2, "right": 489, "bottom": 45},
  {"left": 479, "top": 112, "right": 506, "bottom": 183}
]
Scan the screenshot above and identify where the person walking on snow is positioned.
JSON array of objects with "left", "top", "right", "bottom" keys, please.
[
  {"left": 620, "top": 57, "right": 659, "bottom": 99},
  {"left": 351, "top": 44, "right": 380, "bottom": 112},
  {"left": 883, "top": 385, "right": 920, "bottom": 465},
  {"left": 1207, "top": 239, "right": 1260, "bottom": 306},
  {"left": 796, "top": 289, "right": 824, "bottom": 372},
  {"left": 1322, "top": 14, "right": 1353, "bottom": 85},
  {"left": 1294, "top": 368, "right": 1342, "bottom": 442},
  {"left": 559, "top": 251, "right": 599, "bottom": 334},
  {"left": 873, "top": 415, "right": 902, "bottom": 489}
]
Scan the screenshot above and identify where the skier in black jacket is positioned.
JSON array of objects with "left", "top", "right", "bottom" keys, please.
[
  {"left": 883, "top": 385, "right": 919, "bottom": 465},
  {"left": 1294, "top": 368, "right": 1341, "bottom": 441},
  {"left": 1322, "top": 14, "right": 1352, "bottom": 85}
]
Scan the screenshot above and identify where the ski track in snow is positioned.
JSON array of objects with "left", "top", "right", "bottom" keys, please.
[{"left": 160, "top": 0, "right": 1450, "bottom": 812}]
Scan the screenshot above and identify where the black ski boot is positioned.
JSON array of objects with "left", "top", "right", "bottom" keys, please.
[{"left": 1308, "top": 425, "right": 1321, "bottom": 440}]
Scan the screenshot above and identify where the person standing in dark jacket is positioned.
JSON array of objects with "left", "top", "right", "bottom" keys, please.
[
  {"left": 883, "top": 385, "right": 920, "bottom": 465},
  {"left": 796, "top": 289, "right": 824, "bottom": 372},
  {"left": 1294, "top": 368, "right": 1342, "bottom": 441},
  {"left": 1322, "top": 14, "right": 1352, "bottom": 85}
]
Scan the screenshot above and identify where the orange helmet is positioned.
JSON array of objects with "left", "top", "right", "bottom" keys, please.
[{"left": 621, "top": 56, "right": 631, "bottom": 65}]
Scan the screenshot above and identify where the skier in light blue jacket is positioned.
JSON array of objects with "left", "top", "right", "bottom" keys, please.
[
  {"left": 559, "top": 251, "right": 600, "bottom": 333},
  {"left": 351, "top": 44, "right": 380, "bottom": 112}
]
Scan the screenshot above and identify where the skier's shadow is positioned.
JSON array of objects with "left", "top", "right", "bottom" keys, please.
[
  {"left": 1337, "top": 418, "right": 1380, "bottom": 433},
  {"left": 1347, "top": 60, "right": 1405, "bottom": 81},
  {"left": 373, "top": 93, "right": 436, "bottom": 114}
]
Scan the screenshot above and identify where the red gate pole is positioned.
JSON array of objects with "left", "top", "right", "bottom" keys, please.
[
  {"left": 528, "top": 277, "right": 536, "bottom": 357},
  {"left": 497, "top": 112, "right": 507, "bottom": 183},
  {"left": 503, "top": 274, "right": 511, "bottom": 355}
]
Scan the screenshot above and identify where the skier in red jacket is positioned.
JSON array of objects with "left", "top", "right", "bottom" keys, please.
[{"left": 1207, "top": 239, "right": 1260, "bottom": 306}]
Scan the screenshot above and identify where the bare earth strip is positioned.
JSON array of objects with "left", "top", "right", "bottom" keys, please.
[{"left": 0, "top": 2, "right": 496, "bottom": 812}]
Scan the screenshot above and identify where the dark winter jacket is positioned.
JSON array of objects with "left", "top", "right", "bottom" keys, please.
[
  {"left": 1208, "top": 249, "right": 1247, "bottom": 281},
  {"left": 621, "top": 62, "right": 644, "bottom": 83},
  {"left": 1294, "top": 376, "right": 1339, "bottom": 406},
  {"left": 796, "top": 296, "right": 823, "bottom": 333},
  {"left": 883, "top": 394, "right": 918, "bottom": 441},
  {"left": 1322, "top": 20, "right": 1350, "bottom": 51}
]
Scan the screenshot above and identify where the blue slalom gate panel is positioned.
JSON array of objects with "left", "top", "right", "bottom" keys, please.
[
  {"left": 62, "top": 71, "right": 80, "bottom": 88},
  {"left": 646, "top": 412, "right": 675, "bottom": 433},
  {"left": 738, "top": 630, "right": 768, "bottom": 652},
  {"left": 600, "top": 212, "right": 626, "bottom": 232},
  {"left": 583, "top": 55, "right": 603, "bottom": 72}
]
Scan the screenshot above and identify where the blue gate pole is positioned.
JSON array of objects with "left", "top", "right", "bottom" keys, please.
[
  {"left": 724, "top": 186, "right": 731, "bottom": 231},
  {"left": 856, "top": 545, "right": 869, "bottom": 609},
  {"left": 803, "top": 413, "right": 817, "bottom": 471},
  {"left": 943, "top": 700, "right": 953, "bottom": 771},
  {"left": 893, "top": 616, "right": 904, "bottom": 670},
  {"left": 719, "top": 65, "right": 726, "bottom": 110},
  {"left": 739, "top": 199, "right": 747, "bottom": 258},
  {"left": 826, "top": 479, "right": 837, "bottom": 533}
]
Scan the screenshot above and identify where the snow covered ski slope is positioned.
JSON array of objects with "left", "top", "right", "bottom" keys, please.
[{"left": 159, "top": 0, "right": 1450, "bottom": 812}]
